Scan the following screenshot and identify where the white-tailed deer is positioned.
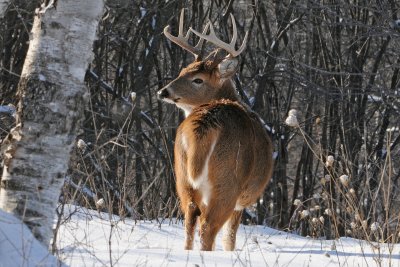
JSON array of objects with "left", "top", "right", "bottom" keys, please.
[{"left": 158, "top": 10, "right": 273, "bottom": 251}]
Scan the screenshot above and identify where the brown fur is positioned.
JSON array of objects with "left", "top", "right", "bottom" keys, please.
[{"left": 159, "top": 59, "right": 273, "bottom": 251}]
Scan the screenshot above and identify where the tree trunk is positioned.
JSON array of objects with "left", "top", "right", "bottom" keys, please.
[
  {"left": 0, "top": 0, "right": 104, "bottom": 246},
  {"left": 0, "top": 0, "right": 9, "bottom": 17}
]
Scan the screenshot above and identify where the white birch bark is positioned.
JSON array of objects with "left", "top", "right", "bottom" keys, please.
[
  {"left": 0, "top": 0, "right": 104, "bottom": 246},
  {"left": 0, "top": 0, "right": 9, "bottom": 18}
]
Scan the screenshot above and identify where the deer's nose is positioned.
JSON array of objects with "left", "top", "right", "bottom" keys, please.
[{"left": 157, "top": 88, "right": 170, "bottom": 100}]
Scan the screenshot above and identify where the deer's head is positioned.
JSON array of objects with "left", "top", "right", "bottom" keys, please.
[{"left": 157, "top": 10, "right": 248, "bottom": 116}]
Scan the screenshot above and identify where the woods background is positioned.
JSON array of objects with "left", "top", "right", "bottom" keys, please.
[{"left": 1, "top": 0, "right": 400, "bottom": 241}]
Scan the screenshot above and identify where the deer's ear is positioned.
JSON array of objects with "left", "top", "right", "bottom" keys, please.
[{"left": 218, "top": 57, "right": 238, "bottom": 78}]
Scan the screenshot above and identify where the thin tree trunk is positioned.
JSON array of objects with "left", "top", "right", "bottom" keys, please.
[
  {"left": 0, "top": 0, "right": 9, "bottom": 17},
  {"left": 0, "top": 0, "right": 104, "bottom": 246}
]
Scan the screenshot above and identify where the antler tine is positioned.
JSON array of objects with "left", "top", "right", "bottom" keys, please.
[
  {"left": 178, "top": 8, "right": 185, "bottom": 37},
  {"left": 229, "top": 14, "right": 238, "bottom": 47},
  {"left": 190, "top": 14, "right": 248, "bottom": 58},
  {"left": 193, "top": 22, "right": 210, "bottom": 52},
  {"left": 164, "top": 9, "right": 209, "bottom": 59}
]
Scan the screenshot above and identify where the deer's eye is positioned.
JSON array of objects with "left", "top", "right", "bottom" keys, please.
[{"left": 192, "top": 78, "right": 203, "bottom": 84}]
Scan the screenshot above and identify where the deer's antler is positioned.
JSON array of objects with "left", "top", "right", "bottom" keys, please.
[
  {"left": 190, "top": 14, "right": 248, "bottom": 58},
  {"left": 164, "top": 9, "right": 210, "bottom": 60}
]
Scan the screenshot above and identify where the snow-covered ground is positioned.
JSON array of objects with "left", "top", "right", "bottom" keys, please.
[
  {"left": 0, "top": 209, "right": 61, "bottom": 267},
  {"left": 1, "top": 206, "right": 400, "bottom": 266}
]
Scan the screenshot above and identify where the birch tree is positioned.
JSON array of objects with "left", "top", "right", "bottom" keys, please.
[
  {"left": 0, "top": 0, "right": 104, "bottom": 246},
  {"left": 0, "top": 0, "right": 9, "bottom": 18}
]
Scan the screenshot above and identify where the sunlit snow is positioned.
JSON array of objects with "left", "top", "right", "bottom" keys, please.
[{"left": 1, "top": 206, "right": 399, "bottom": 266}]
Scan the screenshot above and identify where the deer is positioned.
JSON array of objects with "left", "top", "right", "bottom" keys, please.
[{"left": 157, "top": 10, "right": 274, "bottom": 251}]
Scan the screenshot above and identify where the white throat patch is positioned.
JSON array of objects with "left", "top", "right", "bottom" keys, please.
[{"left": 175, "top": 103, "right": 193, "bottom": 117}]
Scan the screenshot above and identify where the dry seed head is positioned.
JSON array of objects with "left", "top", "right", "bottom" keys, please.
[
  {"left": 339, "top": 175, "right": 349, "bottom": 186},
  {"left": 293, "top": 199, "right": 302, "bottom": 206},
  {"left": 301, "top": 210, "right": 310, "bottom": 219},
  {"left": 76, "top": 139, "right": 87, "bottom": 153},
  {"left": 361, "top": 220, "right": 368, "bottom": 229},
  {"left": 346, "top": 229, "right": 352, "bottom": 235},
  {"left": 370, "top": 222, "right": 380, "bottom": 232},
  {"left": 314, "top": 205, "right": 320, "bottom": 210},
  {"left": 324, "top": 208, "right": 332, "bottom": 216},
  {"left": 96, "top": 198, "right": 105, "bottom": 208},
  {"left": 285, "top": 109, "right": 299, "bottom": 127},
  {"left": 288, "top": 109, "right": 298, "bottom": 116},
  {"left": 312, "top": 217, "right": 319, "bottom": 224},
  {"left": 320, "top": 177, "right": 326, "bottom": 186},
  {"left": 285, "top": 115, "right": 299, "bottom": 127},
  {"left": 350, "top": 222, "right": 357, "bottom": 229},
  {"left": 355, "top": 213, "right": 361, "bottom": 221},
  {"left": 130, "top": 92, "right": 137, "bottom": 102},
  {"left": 325, "top": 155, "right": 334, "bottom": 167},
  {"left": 349, "top": 188, "right": 356, "bottom": 195},
  {"left": 319, "top": 216, "right": 325, "bottom": 224},
  {"left": 325, "top": 161, "right": 333, "bottom": 168}
]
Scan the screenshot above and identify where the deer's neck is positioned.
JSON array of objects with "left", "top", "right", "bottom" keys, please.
[
  {"left": 215, "top": 79, "right": 239, "bottom": 102},
  {"left": 179, "top": 80, "right": 240, "bottom": 118}
]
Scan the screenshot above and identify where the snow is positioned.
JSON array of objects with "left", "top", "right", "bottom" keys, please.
[
  {"left": 39, "top": 73, "right": 46, "bottom": 81},
  {"left": 2, "top": 205, "right": 400, "bottom": 266},
  {"left": 0, "top": 104, "right": 16, "bottom": 116},
  {"left": 139, "top": 7, "right": 146, "bottom": 18},
  {"left": 56, "top": 206, "right": 400, "bottom": 266},
  {"left": 368, "top": 95, "right": 382, "bottom": 102},
  {"left": 0, "top": 209, "right": 61, "bottom": 267},
  {"left": 151, "top": 15, "right": 156, "bottom": 30}
]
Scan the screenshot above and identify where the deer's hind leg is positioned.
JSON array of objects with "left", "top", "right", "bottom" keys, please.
[
  {"left": 184, "top": 201, "right": 201, "bottom": 250},
  {"left": 198, "top": 200, "right": 236, "bottom": 251},
  {"left": 222, "top": 210, "right": 243, "bottom": 251}
]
